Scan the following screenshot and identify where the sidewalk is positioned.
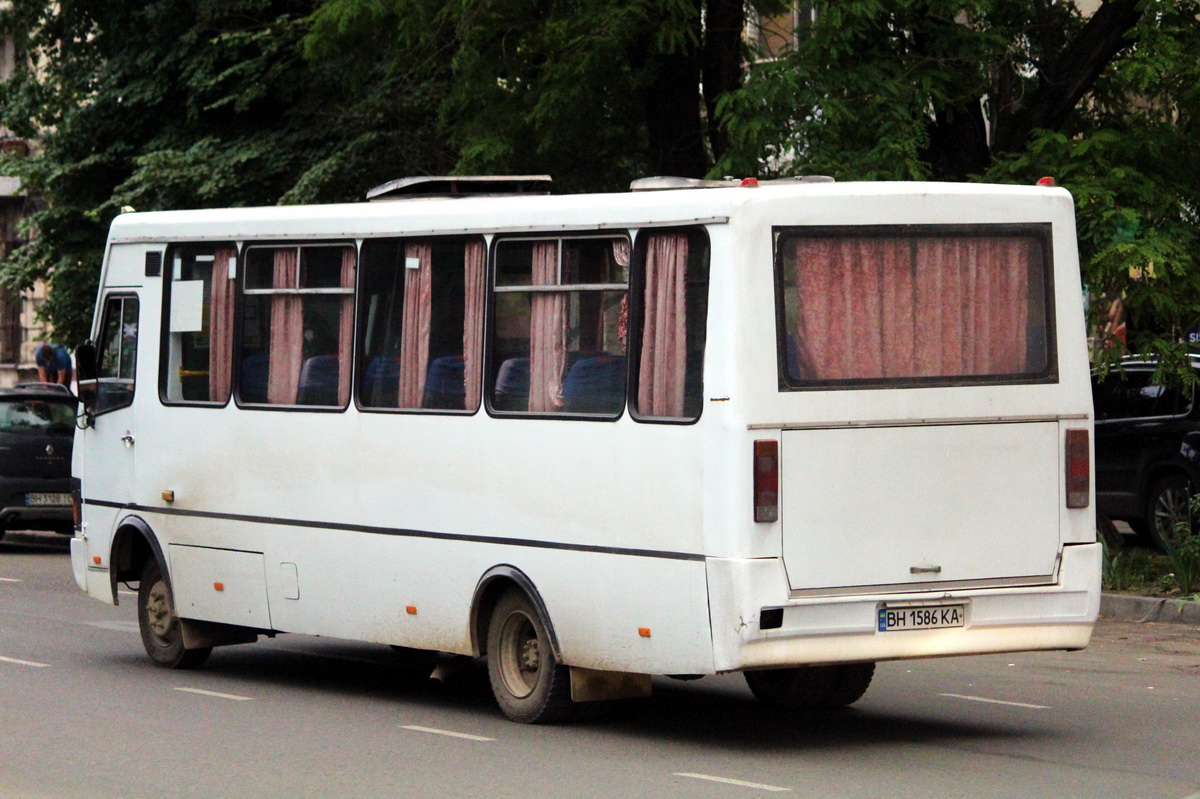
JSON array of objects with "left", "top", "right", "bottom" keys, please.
[{"left": 1100, "top": 593, "right": 1200, "bottom": 624}]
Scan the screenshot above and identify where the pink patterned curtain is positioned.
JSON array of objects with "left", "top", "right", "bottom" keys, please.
[
  {"left": 399, "top": 242, "right": 433, "bottom": 408},
  {"left": 529, "top": 241, "right": 566, "bottom": 412},
  {"left": 337, "top": 247, "right": 356, "bottom": 406},
  {"left": 638, "top": 233, "right": 689, "bottom": 417},
  {"left": 267, "top": 248, "right": 303, "bottom": 404},
  {"left": 788, "top": 236, "right": 1033, "bottom": 380},
  {"left": 463, "top": 240, "right": 486, "bottom": 410},
  {"left": 208, "top": 246, "right": 237, "bottom": 402}
]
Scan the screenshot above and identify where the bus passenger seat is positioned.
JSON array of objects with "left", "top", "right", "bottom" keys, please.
[
  {"left": 297, "top": 355, "right": 341, "bottom": 406},
  {"left": 563, "top": 355, "right": 625, "bottom": 414},
  {"left": 363, "top": 356, "right": 400, "bottom": 407},
  {"left": 493, "top": 357, "right": 530, "bottom": 411},
  {"left": 239, "top": 353, "right": 270, "bottom": 404},
  {"left": 424, "top": 355, "right": 466, "bottom": 410}
]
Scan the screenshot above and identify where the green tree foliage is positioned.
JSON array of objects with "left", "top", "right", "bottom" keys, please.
[
  {"left": 0, "top": 0, "right": 454, "bottom": 344},
  {"left": 718, "top": 0, "right": 1200, "bottom": 363},
  {"left": 1, "top": 0, "right": 1196, "bottom": 358}
]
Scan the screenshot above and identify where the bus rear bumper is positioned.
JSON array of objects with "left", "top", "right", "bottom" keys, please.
[{"left": 708, "top": 542, "right": 1101, "bottom": 673}]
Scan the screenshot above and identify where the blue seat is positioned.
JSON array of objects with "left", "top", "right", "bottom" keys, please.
[
  {"left": 493, "top": 357, "right": 530, "bottom": 411},
  {"left": 296, "top": 355, "right": 341, "bottom": 406},
  {"left": 424, "top": 355, "right": 466, "bottom": 409},
  {"left": 362, "top": 356, "right": 400, "bottom": 407},
  {"left": 239, "top": 353, "right": 270, "bottom": 404},
  {"left": 563, "top": 355, "right": 625, "bottom": 414}
]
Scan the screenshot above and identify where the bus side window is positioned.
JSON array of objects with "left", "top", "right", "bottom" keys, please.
[
  {"left": 630, "top": 228, "right": 710, "bottom": 422},
  {"left": 93, "top": 294, "right": 140, "bottom": 415},
  {"left": 489, "top": 235, "right": 629, "bottom": 417},
  {"left": 237, "top": 244, "right": 356, "bottom": 408},
  {"left": 161, "top": 244, "right": 237, "bottom": 404},
  {"left": 356, "top": 237, "right": 486, "bottom": 412}
]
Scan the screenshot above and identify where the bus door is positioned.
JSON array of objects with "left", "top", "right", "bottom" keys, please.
[{"left": 82, "top": 293, "right": 142, "bottom": 522}]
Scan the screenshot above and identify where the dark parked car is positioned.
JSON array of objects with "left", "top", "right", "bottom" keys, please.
[
  {"left": 1092, "top": 356, "right": 1200, "bottom": 549},
  {"left": 0, "top": 385, "right": 77, "bottom": 540}
]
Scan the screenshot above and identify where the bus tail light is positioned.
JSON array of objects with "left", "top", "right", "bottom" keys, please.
[
  {"left": 1066, "top": 429, "right": 1089, "bottom": 508},
  {"left": 754, "top": 440, "right": 779, "bottom": 522}
]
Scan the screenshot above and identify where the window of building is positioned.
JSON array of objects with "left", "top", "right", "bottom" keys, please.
[
  {"left": 356, "top": 237, "right": 486, "bottom": 411},
  {"left": 630, "top": 228, "right": 710, "bottom": 422},
  {"left": 161, "top": 244, "right": 237, "bottom": 404},
  {"left": 490, "top": 235, "right": 630, "bottom": 416},
  {"left": 238, "top": 244, "right": 356, "bottom": 407},
  {"left": 775, "top": 225, "right": 1055, "bottom": 389}
]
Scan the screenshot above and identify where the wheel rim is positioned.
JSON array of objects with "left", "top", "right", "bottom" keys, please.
[
  {"left": 496, "top": 610, "right": 540, "bottom": 699},
  {"left": 145, "top": 578, "right": 177, "bottom": 644},
  {"left": 1153, "top": 486, "right": 1190, "bottom": 542}
]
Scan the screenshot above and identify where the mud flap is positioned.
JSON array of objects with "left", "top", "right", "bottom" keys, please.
[{"left": 569, "top": 667, "right": 652, "bottom": 702}]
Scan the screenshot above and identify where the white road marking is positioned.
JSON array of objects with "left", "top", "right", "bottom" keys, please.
[
  {"left": 400, "top": 725, "right": 495, "bottom": 742},
  {"left": 0, "top": 655, "right": 51, "bottom": 668},
  {"left": 84, "top": 621, "right": 139, "bottom": 632},
  {"left": 0, "top": 577, "right": 22, "bottom": 582},
  {"left": 173, "top": 687, "right": 254, "bottom": 701},
  {"left": 674, "top": 773, "right": 791, "bottom": 792},
  {"left": 940, "top": 693, "right": 1050, "bottom": 709}
]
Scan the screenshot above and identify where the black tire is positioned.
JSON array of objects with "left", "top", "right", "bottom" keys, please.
[
  {"left": 137, "top": 558, "right": 211, "bottom": 669},
  {"left": 1145, "top": 474, "right": 1193, "bottom": 551},
  {"left": 486, "top": 589, "right": 575, "bottom": 724},
  {"left": 744, "top": 662, "right": 875, "bottom": 709}
]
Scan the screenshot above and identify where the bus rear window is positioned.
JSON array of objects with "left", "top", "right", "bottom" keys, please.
[{"left": 775, "top": 225, "right": 1055, "bottom": 389}]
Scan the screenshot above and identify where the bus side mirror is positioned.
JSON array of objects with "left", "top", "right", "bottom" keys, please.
[{"left": 75, "top": 341, "right": 98, "bottom": 416}]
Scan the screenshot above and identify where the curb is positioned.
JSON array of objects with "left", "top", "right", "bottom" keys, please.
[{"left": 1100, "top": 593, "right": 1200, "bottom": 625}]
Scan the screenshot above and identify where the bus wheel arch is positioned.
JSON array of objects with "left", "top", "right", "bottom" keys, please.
[
  {"left": 469, "top": 565, "right": 562, "bottom": 661},
  {"left": 108, "top": 516, "right": 164, "bottom": 605}
]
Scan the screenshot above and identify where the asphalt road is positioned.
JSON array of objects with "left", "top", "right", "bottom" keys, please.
[{"left": 2, "top": 530, "right": 1198, "bottom": 799}]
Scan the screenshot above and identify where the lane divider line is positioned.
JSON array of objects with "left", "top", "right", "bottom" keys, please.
[
  {"left": 174, "top": 687, "right": 254, "bottom": 701},
  {"left": 674, "top": 773, "right": 791, "bottom": 792},
  {"left": 0, "top": 577, "right": 22, "bottom": 582},
  {"left": 0, "top": 654, "right": 51, "bottom": 668},
  {"left": 939, "top": 693, "right": 1050, "bottom": 709},
  {"left": 400, "top": 725, "right": 495, "bottom": 742}
]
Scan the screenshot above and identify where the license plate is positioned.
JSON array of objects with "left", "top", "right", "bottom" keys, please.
[
  {"left": 878, "top": 604, "right": 965, "bottom": 632},
  {"left": 26, "top": 492, "right": 71, "bottom": 507}
]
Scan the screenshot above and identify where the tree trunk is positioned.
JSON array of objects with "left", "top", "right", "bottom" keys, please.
[{"left": 993, "top": 0, "right": 1144, "bottom": 154}]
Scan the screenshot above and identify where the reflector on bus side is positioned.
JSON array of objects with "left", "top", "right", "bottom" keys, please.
[
  {"left": 1066, "top": 429, "right": 1089, "bottom": 508},
  {"left": 753, "top": 440, "right": 779, "bottom": 523}
]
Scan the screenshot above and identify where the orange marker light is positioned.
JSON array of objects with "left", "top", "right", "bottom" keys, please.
[
  {"left": 406, "top": 605, "right": 418, "bottom": 615},
  {"left": 213, "top": 582, "right": 224, "bottom": 591},
  {"left": 92, "top": 556, "right": 101, "bottom": 565},
  {"left": 638, "top": 627, "right": 651, "bottom": 638}
]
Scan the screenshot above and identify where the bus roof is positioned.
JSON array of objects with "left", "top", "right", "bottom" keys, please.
[{"left": 105, "top": 181, "right": 1073, "bottom": 244}]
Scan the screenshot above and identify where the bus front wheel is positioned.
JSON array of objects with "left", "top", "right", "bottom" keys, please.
[
  {"left": 137, "top": 558, "right": 211, "bottom": 669},
  {"left": 744, "top": 662, "right": 875, "bottom": 709},
  {"left": 486, "top": 590, "right": 575, "bottom": 724}
]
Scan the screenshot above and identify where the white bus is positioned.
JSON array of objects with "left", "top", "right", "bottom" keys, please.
[{"left": 69, "top": 175, "right": 1099, "bottom": 723}]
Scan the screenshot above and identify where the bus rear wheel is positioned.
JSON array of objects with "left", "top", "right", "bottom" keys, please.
[
  {"left": 137, "top": 558, "right": 211, "bottom": 669},
  {"left": 744, "top": 662, "right": 875, "bottom": 709},
  {"left": 486, "top": 590, "right": 575, "bottom": 724}
]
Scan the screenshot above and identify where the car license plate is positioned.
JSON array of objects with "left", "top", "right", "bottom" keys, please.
[
  {"left": 26, "top": 492, "right": 71, "bottom": 507},
  {"left": 878, "top": 604, "right": 965, "bottom": 632}
]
